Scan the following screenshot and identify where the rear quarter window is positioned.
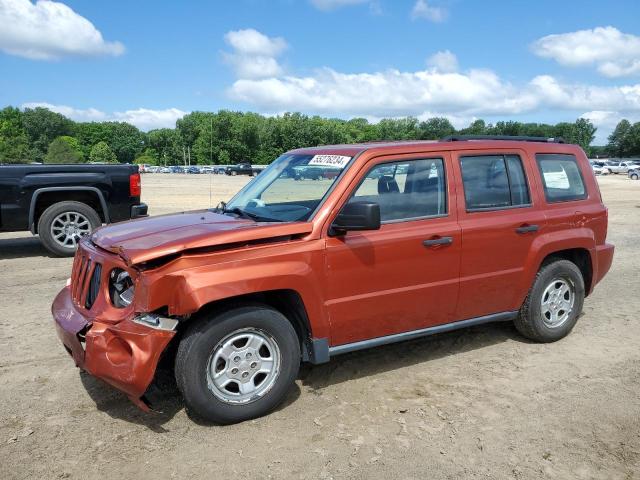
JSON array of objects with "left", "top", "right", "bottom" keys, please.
[{"left": 536, "top": 154, "right": 587, "bottom": 203}]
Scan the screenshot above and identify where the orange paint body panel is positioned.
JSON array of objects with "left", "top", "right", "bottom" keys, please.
[{"left": 51, "top": 139, "right": 614, "bottom": 408}]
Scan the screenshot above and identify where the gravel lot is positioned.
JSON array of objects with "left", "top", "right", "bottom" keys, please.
[{"left": 0, "top": 173, "right": 638, "bottom": 480}]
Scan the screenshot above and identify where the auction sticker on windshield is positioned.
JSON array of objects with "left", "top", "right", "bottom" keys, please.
[{"left": 308, "top": 155, "right": 351, "bottom": 168}]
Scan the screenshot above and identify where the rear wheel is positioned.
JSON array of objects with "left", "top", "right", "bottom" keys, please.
[
  {"left": 175, "top": 305, "right": 300, "bottom": 424},
  {"left": 514, "top": 259, "right": 585, "bottom": 343},
  {"left": 631, "top": 173, "right": 639, "bottom": 180},
  {"left": 37, "top": 201, "right": 101, "bottom": 256}
]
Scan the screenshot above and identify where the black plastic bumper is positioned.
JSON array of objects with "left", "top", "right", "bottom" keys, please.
[{"left": 131, "top": 203, "right": 148, "bottom": 218}]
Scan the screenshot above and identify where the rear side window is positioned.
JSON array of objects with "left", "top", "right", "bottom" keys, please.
[
  {"left": 460, "top": 155, "right": 530, "bottom": 211},
  {"left": 536, "top": 154, "right": 586, "bottom": 202}
]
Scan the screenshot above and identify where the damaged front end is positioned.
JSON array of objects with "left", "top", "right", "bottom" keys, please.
[{"left": 51, "top": 238, "right": 178, "bottom": 410}]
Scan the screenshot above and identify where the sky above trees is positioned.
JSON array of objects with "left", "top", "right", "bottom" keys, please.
[{"left": 1, "top": 0, "right": 640, "bottom": 144}]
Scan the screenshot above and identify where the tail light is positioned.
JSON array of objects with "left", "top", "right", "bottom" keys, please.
[{"left": 129, "top": 173, "right": 141, "bottom": 197}]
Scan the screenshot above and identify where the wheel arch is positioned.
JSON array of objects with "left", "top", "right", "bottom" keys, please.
[
  {"left": 516, "top": 231, "right": 595, "bottom": 309},
  {"left": 30, "top": 187, "right": 109, "bottom": 233}
]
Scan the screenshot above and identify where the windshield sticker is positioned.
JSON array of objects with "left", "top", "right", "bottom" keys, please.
[{"left": 309, "top": 155, "right": 351, "bottom": 168}]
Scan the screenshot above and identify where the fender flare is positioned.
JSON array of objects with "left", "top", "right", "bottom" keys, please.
[
  {"left": 515, "top": 229, "right": 595, "bottom": 308},
  {"left": 29, "top": 186, "right": 109, "bottom": 233}
]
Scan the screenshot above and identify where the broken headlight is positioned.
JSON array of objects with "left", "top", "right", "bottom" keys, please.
[{"left": 109, "top": 268, "right": 135, "bottom": 308}]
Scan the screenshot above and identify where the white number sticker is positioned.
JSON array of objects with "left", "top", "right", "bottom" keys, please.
[{"left": 308, "top": 155, "right": 351, "bottom": 168}]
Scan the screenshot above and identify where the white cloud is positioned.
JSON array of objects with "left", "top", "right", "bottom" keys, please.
[
  {"left": 411, "top": 0, "right": 447, "bottom": 22},
  {"left": 22, "top": 102, "right": 107, "bottom": 121},
  {"left": 224, "top": 29, "right": 287, "bottom": 57},
  {"left": 0, "top": 0, "right": 124, "bottom": 60},
  {"left": 113, "top": 108, "right": 188, "bottom": 131},
  {"left": 580, "top": 110, "right": 640, "bottom": 145},
  {"left": 532, "top": 26, "right": 640, "bottom": 78},
  {"left": 310, "top": 0, "right": 370, "bottom": 11},
  {"left": 223, "top": 29, "right": 287, "bottom": 79},
  {"left": 21, "top": 103, "right": 187, "bottom": 130},
  {"left": 427, "top": 50, "right": 458, "bottom": 72}
]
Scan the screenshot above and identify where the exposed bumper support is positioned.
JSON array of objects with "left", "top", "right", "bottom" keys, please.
[
  {"left": 131, "top": 203, "right": 148, "bottom": 218},
  {"left": 52, "top": 286, "right": 175, "bottom": 408}
]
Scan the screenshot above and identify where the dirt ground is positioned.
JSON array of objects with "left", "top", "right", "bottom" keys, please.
[{"left": 0, "top": 173, "right": 639, "bottom": 480}]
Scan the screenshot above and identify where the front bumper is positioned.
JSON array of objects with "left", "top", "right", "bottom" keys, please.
[
  {"left": 131, "top": 203, "right": 148, "bottom": 218},
  {"left": 52, "top": 285, "right": 175, "bottom": 409}
]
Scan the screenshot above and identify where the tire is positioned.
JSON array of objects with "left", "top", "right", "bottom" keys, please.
[
  {"left": 514, "top": 259, "right": 585, "bottom": 343},
  {"left": 175, "top": 304, "right": 300, "bottom": 424},
  {"left": 231, "top": 171, "right": 237, "bottom": 176},
  {"left": 631, "top": 174, "right": 639, "bottom": 180},
  {"left": 37, "top": 201, "right": 101, "bottom": 257},
  {"left": 608, "top": 169, "right": 613, "bottom": 174}
]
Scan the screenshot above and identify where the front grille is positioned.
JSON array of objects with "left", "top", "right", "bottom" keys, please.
[{"left": 71, "top": 250, "right": 102, "bottom": 310}]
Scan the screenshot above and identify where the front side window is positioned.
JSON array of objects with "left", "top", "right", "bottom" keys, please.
[
  {"left": 460, "top": 154, "right": 530, "bottom": 211},
  {"left": 536, "top": 154, "right": 586, "bottom": 203},
  {"left": 348, "top": 158, "right": 447, "bottom": 222},
  {"left": 224, "top": 153, "right": 350, "bottom": 222}
]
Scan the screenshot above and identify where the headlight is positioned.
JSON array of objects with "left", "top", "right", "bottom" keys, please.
[{"left": 109, "top": 268, "right": 135, "bottom": 308}]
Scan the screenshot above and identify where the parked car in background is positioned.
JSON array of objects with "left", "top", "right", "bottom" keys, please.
[
  {"left": 628, "top": 168, "right": 640, "bottom": 180},
  {"left": 0, "top": 163, "right": 147, "bottom": 256},
  {"left": 225, "top": 162, "right": 254, "bottom": 176},
  {"left": 186, "top": 166, "right": 201, "bottom": 174},
  {"left": 604, "top": 160, "right": 640, "bottom": 174},
  {"left": 160, "top": 167, "right": 171, "bottom": 173},
  {"left": 52, "top": 135, "right": 614, "bottom": 424},
  {"left": 590, "top": 162, "right": 608, "bottom": 176}
]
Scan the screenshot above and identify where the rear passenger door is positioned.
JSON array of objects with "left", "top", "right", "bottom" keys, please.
[
  {"left": 324, "top": 155, "right": 461, "bottom": 346},
  {"left": 451, "top": 149, "right": 546, "bottom": 320}
]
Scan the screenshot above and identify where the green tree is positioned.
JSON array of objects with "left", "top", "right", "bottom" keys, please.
[
  {"left": 22, "top": 107, "right": 74, "bottom": 162},
  {"left": 45, "top": 136, "right": 84, "bottom": 164},
  {"left": 134, "top": 148, "right": 159, "bottom": 166},
  {"left": 0, "top": 106, "right": 31, "bottom": 164},
  {"left": 607, "top": 119, "right": 632, "bottom": 157},
  {"left": 418, "top": 117, "right": 456, "bottom": 139},
  {"left": 74, "top": 121, "right": 143, "bottom": 163},
  {"left": 89, "top": 141, "right": 117, "bottom": 163},
  {"left": 147, "top": 128, "right": 179, "bottom": 165}
]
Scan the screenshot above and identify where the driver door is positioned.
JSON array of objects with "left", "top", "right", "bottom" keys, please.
[{"left": 324, "top": 155, "right": 461, "bottom": 347}]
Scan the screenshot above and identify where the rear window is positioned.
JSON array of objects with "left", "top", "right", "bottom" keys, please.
[
  {"left": 536, "top": 154, "right": 586, "bottom": 203},
  {"left": 460, "top": 154, "right": 530, "bottom": 211}
]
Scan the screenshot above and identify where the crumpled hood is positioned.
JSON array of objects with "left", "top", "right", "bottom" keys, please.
[{"left": 91, "top": 209, "right": 313, "bottom": 265}]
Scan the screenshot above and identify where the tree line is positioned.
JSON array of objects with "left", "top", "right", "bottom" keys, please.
[{"left": 2, "top": 105, "right": 635, "bottom": 166}]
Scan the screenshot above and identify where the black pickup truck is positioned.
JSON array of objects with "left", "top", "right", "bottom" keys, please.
[{"left": 0, "top": 164, "right": 147, "bottom": 256}]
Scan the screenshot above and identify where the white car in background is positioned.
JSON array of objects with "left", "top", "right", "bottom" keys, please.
[
  {"left": 604, "top": 160, "right": 640, "bottom": 174},
  {"left": 590, "top": 162, "right": 609, "bottom": 176}
]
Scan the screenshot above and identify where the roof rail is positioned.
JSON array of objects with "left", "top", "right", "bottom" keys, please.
[{"left": 440, "top": 135, "right": 565, "bottom": 144}]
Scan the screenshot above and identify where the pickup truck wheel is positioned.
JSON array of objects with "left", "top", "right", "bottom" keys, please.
[
  {"left": 175, "top": 305, "right": 300, "bottom": 424},
  {"left": 631, "top": 173, "right": 639, "bottom": 180},
  {"left": 515, "top": 259, "right": 585, "bottom": 343},
  {"left": 37, "top": 201, "right": 101, "bottom": 256}
]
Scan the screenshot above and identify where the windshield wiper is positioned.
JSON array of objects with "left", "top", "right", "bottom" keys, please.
[
  {"left": 224, "top": 206, "right": 284, "bottom": 223},
  {"left": 223, "top": 206, "right": 259, "bottom": 220}
]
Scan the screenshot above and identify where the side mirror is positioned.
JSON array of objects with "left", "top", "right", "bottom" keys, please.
[{"left": 330, "top": 201, "right": 381, "bottom": 236}]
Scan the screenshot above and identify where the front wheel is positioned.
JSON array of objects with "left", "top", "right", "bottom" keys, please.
[
  {"left": 175, "top": 305, "right": 300, "bottom": 424},
  {"left": 514, "top": 259, "right": 585, "bottom": 343}
]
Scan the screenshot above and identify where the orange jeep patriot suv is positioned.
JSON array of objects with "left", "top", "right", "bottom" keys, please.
[{"left": 52, "top": 135, "right": 614, "bottom": 424}]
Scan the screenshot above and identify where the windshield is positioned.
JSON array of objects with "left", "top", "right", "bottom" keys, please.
[{"left": 223, "top": 153, "right": 351, "bottom": 222}]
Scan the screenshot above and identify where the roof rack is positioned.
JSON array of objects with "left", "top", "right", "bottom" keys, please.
[{"left": 440, "top": 135, "right": 565, "bottom": 144}]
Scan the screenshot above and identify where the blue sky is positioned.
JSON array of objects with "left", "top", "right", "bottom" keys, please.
[{"left": 1, "top": 0, "right": 640, "bottom": 143}]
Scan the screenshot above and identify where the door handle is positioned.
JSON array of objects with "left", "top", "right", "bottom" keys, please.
[
  {"left": 423, "top": 236, "right": 453, "bottom": 247},
  {"left": 515, "top": 224, "right": 539, "bottom": 234}
]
